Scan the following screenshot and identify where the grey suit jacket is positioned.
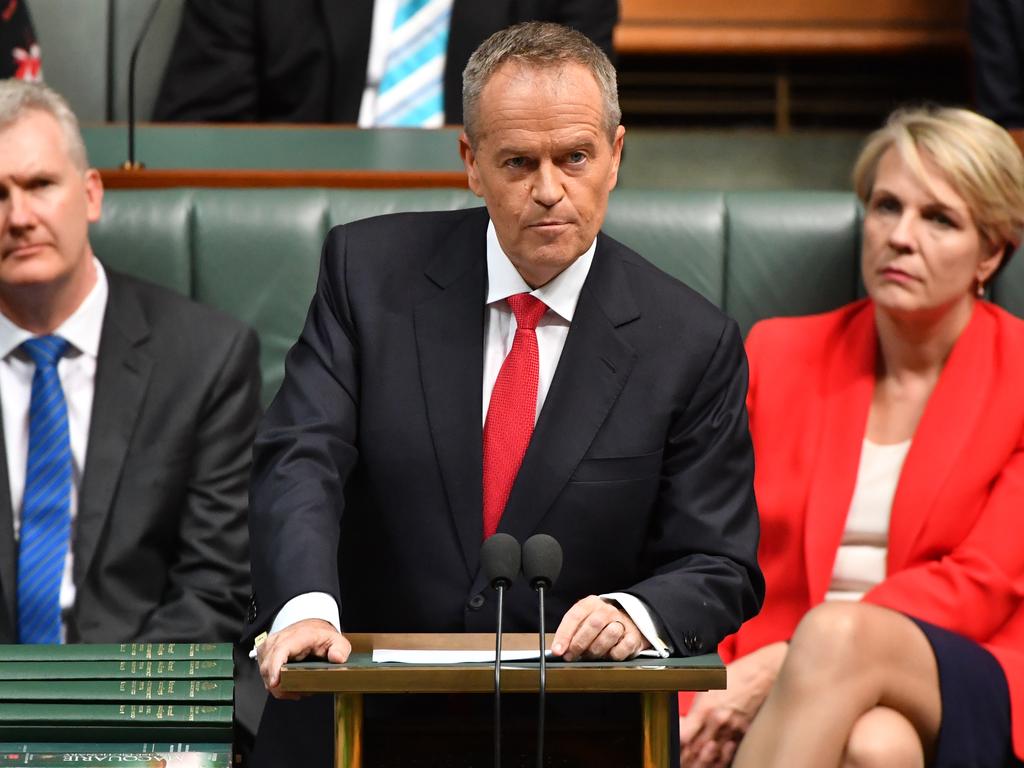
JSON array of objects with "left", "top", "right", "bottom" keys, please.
[{"left": 0, "top": 268, "right": 260, "bottom": 644}]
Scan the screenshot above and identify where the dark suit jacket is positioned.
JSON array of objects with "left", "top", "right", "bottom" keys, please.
[
  {"left": 153, "top": 0, "right": 618, "bottom": 123},
  {"left": 971, "top": 0, "right": 1024, "bottom": 128},
  {"left": 0, "top": 268, "right": 260, "bottom": 643},
  {"left": 248, "top": 207, "right": 763, "bottom": 764}
]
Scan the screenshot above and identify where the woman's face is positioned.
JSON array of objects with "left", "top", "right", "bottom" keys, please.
[{"left": 861, "top": 147, "right": 1002, "bottom": 318}]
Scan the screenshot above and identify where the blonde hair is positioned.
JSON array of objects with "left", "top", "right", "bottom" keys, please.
[{"left": 853, "top": 106, "right": 1024, "bottom": 256}]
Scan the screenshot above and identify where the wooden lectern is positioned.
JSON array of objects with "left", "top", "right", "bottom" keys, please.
[{"left": 279, "top": 633, "right": 725, "bottom": 768}]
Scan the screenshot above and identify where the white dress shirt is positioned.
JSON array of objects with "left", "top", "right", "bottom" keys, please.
[
  {"left": 0, "top": 259, "right": 109, "bottom": 630},
  {"left": 270, "top": 224, "right": 670, "bottom": 657}
]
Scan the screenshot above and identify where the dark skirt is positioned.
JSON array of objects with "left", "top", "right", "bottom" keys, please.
[{"left": 909, "top": 617, "right": 1022, "bottom": 768}]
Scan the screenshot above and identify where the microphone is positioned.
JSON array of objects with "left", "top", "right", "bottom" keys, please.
[
  {"left": 480, "top": 533, "right": 521, "bottom": 768},
  {"left": 522, "top": 534, "right": 562, "bottom": 768},
  {"left": 122, "top": 0, "right": 165, "bottom": 170}
]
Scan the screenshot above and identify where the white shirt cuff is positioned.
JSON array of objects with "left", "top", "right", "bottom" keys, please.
[
  {"left": 248, "top": 592, "right": 342, "bottom": 660},
  {"left": 601, "top": 592, "right": 672, "bottom": 658}
]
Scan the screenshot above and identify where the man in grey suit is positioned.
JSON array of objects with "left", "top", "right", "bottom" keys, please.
[{"left": 0, "top": 80, "right": 258, "bottom": 651}]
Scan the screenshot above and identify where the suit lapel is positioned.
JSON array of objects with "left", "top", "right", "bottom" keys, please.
[
  {"left": 415, "top": 211, "right": 489, "bottom": 578},
  {"left": 497, "top": 235, "right": 639, "bottom": 547},
  {"left": 804, "top": 303, "right": 876, "bottom": 604},
  {"left": 73, "top": 272, "right": 153, "bottom": 586},
  {"left": 0, "top": 410, "right": 15, "bottom": 640},
  {"left": 888, "top": 305, "right": 991, "bottom": 567}
]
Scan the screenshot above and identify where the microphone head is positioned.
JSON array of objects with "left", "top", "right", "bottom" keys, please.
[
  {"left": 522, "top": 534, "right": 562, "bottom": 589},
  {"left": 480, "top": 533, "right": 521, "bottom": 590}
]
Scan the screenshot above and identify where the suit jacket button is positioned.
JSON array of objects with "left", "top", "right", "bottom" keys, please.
[
  {"left": 468, "top": 594, "right": 486, "bottom": 611},
  {"left": 247, "top": 595, "right": 257, "bottom": 624}
]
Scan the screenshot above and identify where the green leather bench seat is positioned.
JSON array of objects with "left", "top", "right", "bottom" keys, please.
[{"left": 91, "top": 188, "right": 1024, "bottom": 407}]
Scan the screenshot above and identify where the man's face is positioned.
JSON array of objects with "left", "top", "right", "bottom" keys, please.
[
  {"left": 460, "top": 62, "right": 625, "bottom": 288},
  {"left": 0, "top": 109, "right": 102, "bottom": 296}
]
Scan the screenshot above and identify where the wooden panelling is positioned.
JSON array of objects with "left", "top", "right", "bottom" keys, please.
[
  {"left": 616, "top": 0, "right": 968, "bottom": 55},
  {"left": 100, "top": 169, "right": 469, "bottom": 189}
]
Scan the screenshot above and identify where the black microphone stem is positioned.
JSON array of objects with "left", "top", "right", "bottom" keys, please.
[
  {"left": 537, "top": 583, "right": 546, "bottom": 768},
  {"left": 124, "top": 0, "right": 164, "bottom": 169},
  {"left": 494, "top": 582, "right": 505, "bottom": 768}
]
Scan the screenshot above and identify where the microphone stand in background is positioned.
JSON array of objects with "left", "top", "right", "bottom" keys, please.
[
  {"left": 522, "top": 534, "right": 563, "bottom": 768},
  {"left": 480, "top": 533, "right": 522, "bottom": 768},
  {"left": 122, "top": 0, "right": 164, "bottom": 170}
]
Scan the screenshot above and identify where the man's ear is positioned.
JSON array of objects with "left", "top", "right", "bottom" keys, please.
[
  {"left": 459, "top": 132, "right": 483, "bottom": 197},
  {"left": 84, "top": 168, "right": 104, "bottom": 224},
  {"left": 607, "top": 124, "right": 625, "bottom": 192}
]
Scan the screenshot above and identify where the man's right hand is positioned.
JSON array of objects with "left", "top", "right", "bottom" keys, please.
[{"left": 255, "top": 618, "right": 351, "bottom": 700}]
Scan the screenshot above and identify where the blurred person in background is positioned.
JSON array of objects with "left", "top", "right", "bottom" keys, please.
[
  {"left": 0, "top": 78, "right": 262, "bottom": 749},
  {"left": 679, "top": 106, "right": 1024, "bottom": 768},
  {"left": 154, "top": 0, "right": 617, "bottom": 125},
  {"left": 1, "top": 1, "right": 41, "bottom": 81},
  {"left": 971, "top": 0, "right": 1024, "bottom": 153}
]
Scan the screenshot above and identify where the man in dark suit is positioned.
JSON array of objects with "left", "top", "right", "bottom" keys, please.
[
  {"left": 970, "top": 0, "right": 1024, "bottom": 152},
  {"left": 0, "top": 80, "right": 258, "bottom": 651},
  {"left": 153, "top": 0, "right": 617, "bottom": 124},
  {"left": 249, "top": 22, "right": 763, "bottom": 766}
]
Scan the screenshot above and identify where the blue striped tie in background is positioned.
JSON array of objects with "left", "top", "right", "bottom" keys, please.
[
  {"left": 17, "top": 335, "right": 72, "bottom": 644},
  {"left": 375, "top": 0, "right": 452, "bottom": 127}
]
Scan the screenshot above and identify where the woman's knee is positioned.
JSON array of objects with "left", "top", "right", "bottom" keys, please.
[
  {"left": 783, "top": 602, "right": 874, "bottom": 684},
  {"left": 841, "top": 706, "right": 924, "bottom": 768}
]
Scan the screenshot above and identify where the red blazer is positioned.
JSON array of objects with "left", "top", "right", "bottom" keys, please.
[{"left": 723, "top": 299, "right": 1024, "bottom": 759}]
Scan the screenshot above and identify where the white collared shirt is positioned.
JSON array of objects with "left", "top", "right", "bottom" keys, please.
[
  {"left": 482, "top": 220, "right": 594, "bottom": 424},
  {"left": 0, "top": 259, "right": 109, "bottom": 624}
]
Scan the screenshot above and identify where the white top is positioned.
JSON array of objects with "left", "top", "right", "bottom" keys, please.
[
  {"left": 269, "top": 223, "right": 671, "bottom": 657},
  {"left": 0, "top": 260, "right": 109, "bottom": 628},
  {"left": 358, "top": 0, "right": 455, "bottom": 127},
  {"left": 825, "top": 438, "right": 911, "bottom": 602}
]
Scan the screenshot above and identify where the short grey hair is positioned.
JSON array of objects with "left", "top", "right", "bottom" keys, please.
[
  {"left": 0, "top": 80, "right": 89, "bottom": 171},
  {"left": 462, "top": 21, "right": 621, "bottom": 146}
]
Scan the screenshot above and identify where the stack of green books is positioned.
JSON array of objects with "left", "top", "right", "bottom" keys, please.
[{"left": 0, "top": 644, "right": 233, "bottom": 767}]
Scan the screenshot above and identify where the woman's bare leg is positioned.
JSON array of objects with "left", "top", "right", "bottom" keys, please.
[
  {"left": 841, "top": 706, "right": 925, "bottom": 768},
  {"left": 732, "top": 602, "right": 941, "bottom": 768}
]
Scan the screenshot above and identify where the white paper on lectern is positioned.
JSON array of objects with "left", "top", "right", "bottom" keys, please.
[
  {"left": 371, "top": 649, "right": 547, "bottom": 664},
  {"left": 371, "top": 648, "right": 664, "bottom": 663}
]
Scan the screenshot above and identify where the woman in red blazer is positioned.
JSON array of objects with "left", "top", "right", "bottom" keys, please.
[{"left": 680, "top": 107, "right": 1024, "bottom": 767}]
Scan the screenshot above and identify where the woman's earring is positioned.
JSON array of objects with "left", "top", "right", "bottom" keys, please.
[{"left": 976, "top": 279, "right": 986, "bottom": 299}]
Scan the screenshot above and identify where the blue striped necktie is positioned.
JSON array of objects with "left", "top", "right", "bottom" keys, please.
[
  {"left": 374, "top": 0, "right": 452, "bottom": 127},
  {"left": 17, "top": 335, "right": 72, "bottom": 644}
]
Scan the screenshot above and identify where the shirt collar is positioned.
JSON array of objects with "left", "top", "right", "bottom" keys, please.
[
  {"left": 0, "top": 258, "right": 109, "bottom": 359},
  {"left": 484, "top": 220, "right": 596, "bottom": 322}
]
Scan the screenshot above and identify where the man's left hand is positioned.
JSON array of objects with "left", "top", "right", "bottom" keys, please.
[{"left": 551, "top": 595, "right": 651, "bottom": 661}]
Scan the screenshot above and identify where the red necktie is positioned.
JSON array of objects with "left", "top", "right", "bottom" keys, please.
[{"left": 482, "top": 293, "right": 548, "bottom": 538}]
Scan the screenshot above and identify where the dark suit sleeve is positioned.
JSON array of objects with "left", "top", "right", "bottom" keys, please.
[
  {"left": 248, "top": 228, "right": 359, "bottom": 633},
  {"left": 970, "top": 0, "right": 1024, "bottom": 128},
  {"left": 626, "top": 318, "right": 764, "bottom": 656},
  {"left": 153, "top": 0, "right": 260, "bottom": 121},
  {"left": 135, "top": 324, "right": 261, "bottom": 641},
  {"left": 549, "top": 0, "right": 618, "bottom": 60}
]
